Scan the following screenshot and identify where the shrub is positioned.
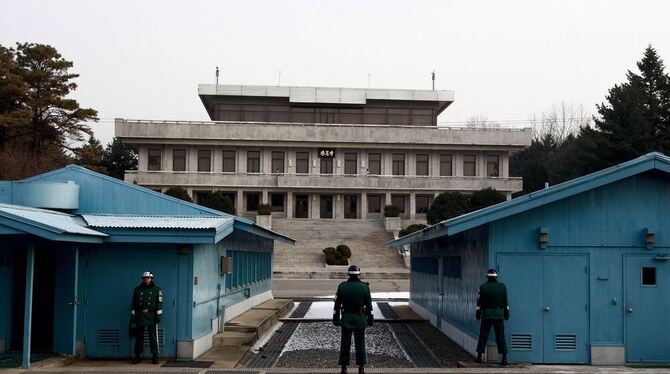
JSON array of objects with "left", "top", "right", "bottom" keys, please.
[
  {"left": 164, "top": 187, "right": 192, "bottom": 202},
  {"left": 323, "top": 247, "right": 337, "bottom": 256},
  {"left": 399, "top": 224, "right": 427, "bottom": 237},
  {"left": 426, "top": 192, "right": 469, "bottom": 225},
  {"left": 257, "top": 203, "right": 272, "bottom": 215},
  {"left": 469, "top": 187, "right": 506, "bottom": 212},
  {"left": 336, "top": 244, "right": 352, "bottom": 258},
  {"left": 325, "top": 252, "right": 349, "bottom": 265},
  {"left": 201, "top": 191, "right": 236, "bottom": 215},
  {"left": 384, "top": 205, "right": 400, "bottom": 217}
]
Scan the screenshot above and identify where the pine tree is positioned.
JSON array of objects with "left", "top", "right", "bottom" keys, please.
[{"left": 102, "top": 138, "right": 137, "bottom": 179}]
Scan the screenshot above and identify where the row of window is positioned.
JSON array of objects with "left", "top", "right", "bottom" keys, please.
[
  {"left": 148, "top": 148, "right": 502, "bottom": 177},
  {"left": 224, "top": 250, "right": 272, "bottom": 291}
]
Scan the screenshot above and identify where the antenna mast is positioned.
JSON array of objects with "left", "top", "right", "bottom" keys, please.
[
  {"left": 216, "top": 66, "right": 220, "bottom": 86},
  {"left": 431, "top": 70, "right": 435, "bottom": 90}
]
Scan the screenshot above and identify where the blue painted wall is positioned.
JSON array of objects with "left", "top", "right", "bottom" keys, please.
[{"left": 0, "top": 245, "right": 10, "bottom": 350}]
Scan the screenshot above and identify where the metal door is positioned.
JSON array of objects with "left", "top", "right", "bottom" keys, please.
[
  {"left": 625, "top": 255, "right": 670, "bottom": 362},
  {"left": 84, "top": 249, "right": 177, "bottom": 358},
  {"left": 542, "top": 255, "right": 589, "bottom": 363},
  {"left": 344, "top": 195, "right": 358, "bottom": 219}
]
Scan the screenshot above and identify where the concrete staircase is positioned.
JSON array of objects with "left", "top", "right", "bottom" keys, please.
[{"left": 272, "top": 218, "right": 408, "bottom": 279}]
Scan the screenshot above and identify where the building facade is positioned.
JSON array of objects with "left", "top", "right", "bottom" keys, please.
[
  {"left": 388, "top": 152, "right": 670, "bottom": 365},
  {"left": 116, "top": 85, "right": 531, "bottom": 222}
]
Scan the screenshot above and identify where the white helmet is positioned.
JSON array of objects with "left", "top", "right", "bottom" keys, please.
[{"left": 142, "top": 271, "right": 154, "bottom": 278}]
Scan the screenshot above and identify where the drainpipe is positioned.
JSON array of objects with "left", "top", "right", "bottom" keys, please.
[{"left": 21, "top": 244, "right": 35, "bottom": 369}]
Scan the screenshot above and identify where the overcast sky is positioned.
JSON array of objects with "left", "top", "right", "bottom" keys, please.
[{"left": 2, "top": 0, "right": 670, "bottom": 145}]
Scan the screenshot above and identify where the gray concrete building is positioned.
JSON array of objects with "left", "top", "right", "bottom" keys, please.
[{"left": 115, "top": 84, "right": 531, "bottom": 223}]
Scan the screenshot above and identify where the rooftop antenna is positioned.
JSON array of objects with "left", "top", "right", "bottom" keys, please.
[
  {"left": 215, "top": 66, "right": 220, "bottom": 86},
  {"left": 431, "top": 70, "right": 436, "bottom": 90},
  {"left": 368, "top": 73, "right": 371, "bottom": 88},
  {"left": 278, "top": 70, "right": 281, "bottom": 86}
]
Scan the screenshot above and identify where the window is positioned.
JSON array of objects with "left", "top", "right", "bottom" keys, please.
[
  {"left": 197, "top": 150, "right": 211, "bottom": 172},
  {"left": 487, "top": 155, "right": 500, "bottom": 177},
  {"left": 245, "top": 192, "right": 260, "bottom": 212},
  {"left": 444, "top": 256, "right": 462, "bottom": 279},
  {"left": 368, "top": 153, "right": 381, "bottom": 175},
  {"left": 440, "top": 154, "right": 453, "bottom": 176},
  {"left": 194, "top": 191, "right": 210, "bottom": 204},
  {"left": 415, "top": 194, "right": 433, "bottom": 214},
  {"left": 320, "top": 158, "right": 333, "bottom": 174},
  {"left": 223, "top": 150, "right": 236, "bottom": 172},
  {"left": 463, "top": 154, "right": 477, "bottom": 176},
  {"left": 271, "top": 193, "right": 284, "bottom": 212},
  {"left": 367, "top": 194, "right": 383, "bottom": 213},
  {"left": 416, "top": 154, "right": 429, "bottom": 176},
  {"left": 642, "top": 267, "right": 656, "bottom": 286},
  {"left": 344, "top": 153, "right": 358, "bottom": 175},
  {"left": 148, "top": 148, "right": 161, "bottom": 171},
  {"left": 392, "top": 154, "right": 405, "bottom": 176},
  {"left": 391, "top": 195, "right": 406, "bottom": 213},
  {"left": 271, "top": 151, "right": 285, "bottom": 173},
  {"left": 172, "top": 149, "right": 186, "bottom": 171},
  {"left": 296, "top": 152, "right": 309, "bottom": 173},
  {"left": 247, "top": 151, "right": 260, "bottom": 173}
]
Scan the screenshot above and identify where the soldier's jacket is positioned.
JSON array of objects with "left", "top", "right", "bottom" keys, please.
[
  {"left": 131, "top": 282, "right": 163, "bottom": 326},
  {"left": 477, "top": 279, "right": 508, "bottom": 320},
  {"left": 334, "top": 278, "right": 373, "bottom": 329}
]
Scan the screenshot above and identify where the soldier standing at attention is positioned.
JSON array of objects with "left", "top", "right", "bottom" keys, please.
[
  {"left": 131, "top": 271, "right": 163, "bottom": 364},
  {"left": 333, "top": 265, "right": 373, "bottom": 374},
  {"left": 475, "top": 268, "right": 509, "bottom": 365}
]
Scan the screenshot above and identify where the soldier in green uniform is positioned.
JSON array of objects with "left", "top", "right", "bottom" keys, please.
[
  {"left": 475, "top": 268, "right": 509, "bottom": 365},
  {"left": 333, "top": 265, "right": 373, "bottom": 374},
  {"left": 131, "top": 271, "right": 163, "bottom": 364}
]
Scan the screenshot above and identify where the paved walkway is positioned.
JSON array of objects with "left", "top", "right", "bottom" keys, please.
[{"left": 273, "top": 278, "right": 409, "bottom": 298}]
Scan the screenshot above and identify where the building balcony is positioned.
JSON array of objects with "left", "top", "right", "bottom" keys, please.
[{"left": 124, "top": 171, "right": 523, "bottom": 193}]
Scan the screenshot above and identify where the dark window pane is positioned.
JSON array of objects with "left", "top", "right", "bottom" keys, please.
[
  {"left": 272, "top": 151, "right": 285, "bottom": 173},
  {"left": 416, "top": 194, "right": 433, "bottom": 214},
  {"left": 247, "top": 151, "right": 260, "bottom": 173},
  {"left": 223, "top": 150, "right": 236, "bottom": 172},
  {"left": 464, "top": 155, "right": 476, "bottom": 176},
  {"left": 198, "top": 150, "right": 211, "bottom": 172},
  {"left": 148, "top": 148, "right": 161, "bottom": 171},
  {"left": 321, "top": 158, "right": 333, "bottom": 174},
  {"left": 271, "top": 193, "right": 284, "bottom": 211},
  {"left": 392, "top": 154, "right": 405, "bottom": 176},
  {"left": 344, "top": 153, "right": 357, "bottom": 175},
  {"left": 367, "top": 194, "right": 382, "bottom": 213},
  {"left": 320, "top": 195, "right": 333, "bottom": 218},
  {"left": 368, "top": 153, "right": 381, "bottom": 175},
  {"left": 642, "top": 267, "right": 656, "bottom": 286},
  {"left": 246, "top": 193, "right": 260, "bottom": 212},
  {"left": 416, "top": 154, "right": 429, "bottom": 176},
  {"left": 486, "top": 155, "right": 499, "bottom": 177},
  {"left": 173, "top": 149, "right": 186, "bottom": 171},
  {"left": 296, "top": 152, "right": 309, "bottom": 173},
  {"left": 391, "top": 195, "right": 405, "bottom": 213},
  {"left": 440, "top": 154, "right": 453, "bottom": 176}
]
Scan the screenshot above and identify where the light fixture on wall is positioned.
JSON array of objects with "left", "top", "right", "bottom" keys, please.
[
  {"left": 538, "top": 227, "right": 549, "bottom": 249},
  {"left": 644, "top": 228, "right": 656, "bottom": 249}
]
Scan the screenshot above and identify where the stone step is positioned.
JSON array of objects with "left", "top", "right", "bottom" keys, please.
[
  {"left": 273, "top": 268, "right": 409, "bottom": 280},
  {"left": 212, "top": 330, "right": 257, "bottom": 347}
]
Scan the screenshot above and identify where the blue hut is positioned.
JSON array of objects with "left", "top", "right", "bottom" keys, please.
[
  {"left": 388, "top": 152, "right": 670, "bottom": 365},
  {"left": 0, "top": 165, "right": 293, "bottom": 367}
]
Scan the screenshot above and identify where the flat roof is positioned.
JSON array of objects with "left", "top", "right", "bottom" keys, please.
[{"left": 198, "top": 84, "right": 455, "bottom": 115}]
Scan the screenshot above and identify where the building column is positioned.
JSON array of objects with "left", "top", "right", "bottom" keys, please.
[
  {"left": 188, "top": 146, "right": 198, "bottom": 172},
  {"left": 236, "top": 190, "right": 244, "bottom": 214},
  {"left": 138, "top": 145, "right": 148, "bottom": 171},
  {"left": 312, "top": 194, "right": 319, "bottom": 219},
  {"left": 383, "top": 152, "right": 392, "bottom": 175},
  {"left": 261, "top": 190, "right": 269, "bottom": 204},
  {"left": 22, "top": 244, "right": 35, "bottom": 369},
  {"left": 409, "top": 192, "right": 416, "bottom": 220},
  {"left": 385, "top": 192, "right": 392, "bottom": 208},
  {"left": 286, "top": 191, "right": 293, "bottom": 219},
  {"left": 360, "top": 193, "right": 367, "bottom": 219}
]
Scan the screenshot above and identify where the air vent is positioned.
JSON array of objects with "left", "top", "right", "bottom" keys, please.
[
  {"left": 143, "top": 328, "right": 165, "bottom": 346},
  {"left": 97, "top": 329, "right": 119, "bottom": 345},
  {"left": 510, "top": 333, "right": 532, "bottom": 351},
  {"left": 555, "top": 334, "right": 577, "bottom": 351}
]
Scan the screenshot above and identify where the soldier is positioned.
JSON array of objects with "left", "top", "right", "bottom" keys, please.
[
  {"left": 475, "top": 268, "right": 509, "bottom": 365},
  {"left": 333, "top": 265, "right": 373, "bottom": 374},
  {"left": 131, "top": 271, "right": 163, "bottom": 364}
]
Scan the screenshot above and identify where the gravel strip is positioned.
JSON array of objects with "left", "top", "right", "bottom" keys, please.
[
  {"left": 276, "top": 348, "right": 413, "bottom": 368},
  {"left": 409, "top": 322, "right": 474, "bottom": 367}
]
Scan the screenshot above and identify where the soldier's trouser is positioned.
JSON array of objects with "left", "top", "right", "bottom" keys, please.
[
  {"left": 339, "top": 328, "right": 366, "bottom": 366},
  {"left": 476, "top": 319, "right": 507, "bottom": 354},
  {"left": 134, "top": 324, "right": 159, "bottom": 357}
]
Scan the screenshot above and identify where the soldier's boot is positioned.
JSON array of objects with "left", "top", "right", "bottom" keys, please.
[
  {"left": 152, "top": 355, "right": 159, "bottom": 364},
  {"left": 340, "top": 365, "right": 347, "bottom": 374},
  {"left": 475, "top": 353, "right": 483, "bottom": 363},
  {"left": 132, "top": 355, "right": 140, "bottom": 364},
  {"left": 358, "top": 365, "right": 365, "bottom": 374},
  {"left": 500, "top": 354, "right": 508, "bottom": 366}
]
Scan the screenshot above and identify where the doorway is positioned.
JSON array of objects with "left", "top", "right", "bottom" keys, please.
[
  {"left": 344, "top": 195, "right": 358, "bottom": 219},
  {"left": 320, "top": 195, "right": 333, "bottom": 219},
  {"left": 294, "top": 194, "right": 309, "bottom": 218}
]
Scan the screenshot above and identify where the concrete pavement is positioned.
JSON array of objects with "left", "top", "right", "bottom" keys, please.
[{"left": 272, "top": 278, "right": 409, "bottom": 298}]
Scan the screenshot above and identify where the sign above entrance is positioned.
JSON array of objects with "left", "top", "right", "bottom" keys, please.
[{"left": 318, "top": 149, "right": 335, "bottom": 158}]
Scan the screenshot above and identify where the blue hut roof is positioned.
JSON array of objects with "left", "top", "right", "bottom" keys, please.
[{"left": 387, "top": 152, "right": 670, "bottom": 247}]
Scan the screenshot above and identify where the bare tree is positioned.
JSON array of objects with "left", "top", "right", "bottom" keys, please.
[
  {"left": 465, "top": 114, "right": 500, "bottom": 129},
  {"left": 529, "top": 102, "right": 591, "bottom": 143}
]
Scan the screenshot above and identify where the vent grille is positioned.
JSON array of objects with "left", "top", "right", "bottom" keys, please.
[
  {"left": 555, "top": 334, "right": 577, "bottom": 351},
  {"left": 97, "top": 329, "right": 119, "bottom": 345},
  {"left": 510, "top": 333, "right": 532, "bottom": 351},
  {"left": 143, "top": 328, "right": 165, "bottom": 346}
]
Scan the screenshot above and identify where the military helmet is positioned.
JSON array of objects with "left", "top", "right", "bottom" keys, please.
[
  {"left": 348, "top": 265, "right": 361, "bottom": 276},
  {"left": 142, "top": 271, "right": 154, "bottom": 278},
  {"left": 487, "top": 268, "right": 498, "bottom": 277}
]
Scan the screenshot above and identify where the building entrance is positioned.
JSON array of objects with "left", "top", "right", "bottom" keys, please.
[
  {"left": 320, "top": 195, "right": 333, "bottom": 219},
  {"left": 295, "top": 194, "right": 309, "bottom": 218},
  {"left": 344, "top": 195, "right": 358, "bottom": 219}
]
